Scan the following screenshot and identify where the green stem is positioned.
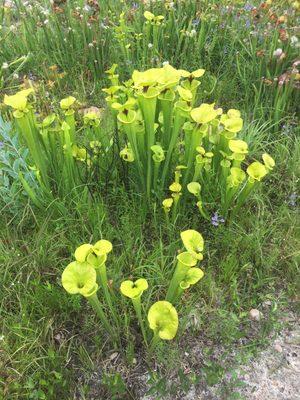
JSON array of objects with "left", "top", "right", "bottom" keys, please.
[
  {"left": 173, "top": 286, "right": 184, "bottom": 304},
  {"left": 197, "top": 200, "right": 210, "bottom": 220},
  {"left": 161, "top": 109, "right": 185, "bottom": 189},
  {"left": 171, "top": 194, "right": 180, "bottom": 224},
  {"left": 132, "top": 297, "right": 148, "bottom": 346},
  {"left": 149, "top": 332, "right": 160, "bottom": 353},
  {"left": 16, "top": 112, "right": 49, "bottom": 188},
  {"left": 123, "top": 123, "right": 145, "bottom": 191},
  {"left": 166, "top": 259, "right": 187, "bottom": 303},
  {"left": 159, "top": 97, "right": 174, "bottom": 148},
  {"left": 65, "top": 111, "right": 75, "bottom": 143},
  {"left": 222, "top": 184, "right": 240, "bottom": 217},
  {"left": 18, "top": 172, "right": 45, "bottom": 208},
  {"left": 97, "top": 264, "right": 120, "bottom": 328},
  {"left": 192, "top": 161, "right": 204, "bottom": 183},
  {"left": 153, "top": 161, "right": 160, "bottom": 192},
  {"left": 138, "top": 94, "right": 157, "bottom": 200},
  {"left": 183, "top": 127, "right": 203, "bottom": 187},
  {"left": 87, "top": 293, "right": 116, "bottom": 342},
  {"left": 230, "top": 179, "right": 257, "bottom": 219}
]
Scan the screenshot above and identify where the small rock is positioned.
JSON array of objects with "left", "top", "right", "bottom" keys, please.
[
  {"left": 263, "top": 300, "right": 272, "bottom": 307},
  {"left": 274, "top": 344, "right": 283, "bottom": 353},
  {"left": 109, "top": 352, "right": 118, "bottom": 361},
  {"left": 249, "top": 309, "right": 263, "bottom": 321}
]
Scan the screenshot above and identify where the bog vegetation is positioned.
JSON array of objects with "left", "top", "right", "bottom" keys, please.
[{"left": 0, "top": 1, "right": 299, "bottom": 399}]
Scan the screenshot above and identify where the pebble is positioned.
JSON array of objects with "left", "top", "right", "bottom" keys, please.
[
  {"left": 249, "top": 309, "right": 263, "bottom": 321},
  {"left": 274, "top": 344, "right": 283, "bottom": 353}
]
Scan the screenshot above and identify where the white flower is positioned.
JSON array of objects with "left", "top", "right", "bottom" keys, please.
[
  {"left": 190, "top": 29, "right": 197, "bottom": 37},
  {"left": 42, "top": 9, "right": 50, "bottom": 16},
  {"left": 13, "top": 73, "right": 19, "bottom": 79},
  {"left": 44, "top": 19, "right": 49, "bottom": 25},
  {"left": 148, "top": 43, "right": 153, "bottom": 49},
  {"left": 273, "top": 48, "right": 283, "bottom": 58},
  {"left": 162, "top": 61, "right": 169, "bottom": 66},
  {"left": 2, "top": 62, "right": 9, "bottom": 70},
  {"left": 290, "top": 35, "right": 300, "bottom": 48},
  {"left": 88, "top": 42, "right": 94, "bottom": 48},
  {"left": 0, "top": 335, "right": 4, "bottom": 341},
  {"left": 83, "top": 4, "right": 91, "bottom": 12}
]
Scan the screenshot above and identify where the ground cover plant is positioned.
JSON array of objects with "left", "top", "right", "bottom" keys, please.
[{"left": 0, "top": 0, "right": 299, "bottom": 399}]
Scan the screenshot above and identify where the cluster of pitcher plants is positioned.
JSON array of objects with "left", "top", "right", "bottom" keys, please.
[
  {"left": 2, "top": 63, "right": 275, "bottom": 222},
  {"left": 104, "top": 64, "right": 275, "bottom": 221},
  {"left": 61, "top": 229, "right": 205, "bottom": 351},
  {"left": 3, "top": 89, "right": 110, "bottom": 208},
  {"left": 2, "top": 63, "right": 275, "bottom": 225}
]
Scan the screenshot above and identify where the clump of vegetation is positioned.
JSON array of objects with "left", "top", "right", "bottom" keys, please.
[{"left": 0, "top": 0, "right": 299, "bottom": 399}]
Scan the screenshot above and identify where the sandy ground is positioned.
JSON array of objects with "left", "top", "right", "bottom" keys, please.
[
  {"left": 139, "top": 311, "right": 300, "bottom": 400},
  {"left": 77, "top": 309, "right": 300, "bottom": 399},
  {"left": 239, "top": 313, "right": 300, "bottom": 400}
]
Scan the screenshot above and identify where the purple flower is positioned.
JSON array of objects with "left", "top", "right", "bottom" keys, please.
[
  {"left": 192, "top": 18, "right": 200, "bottom": 27},
  {"left": 0, "top": 141, "right": 4, "bottom": 148},
  {"left": 245, "top": 19, "right": 251, "bottom": 28},
  {"left": 244, "top": 3, "right": 254, "bottom": 12},
  {"left": 211, "top": 212, "right": 225, "bottom": 227}
]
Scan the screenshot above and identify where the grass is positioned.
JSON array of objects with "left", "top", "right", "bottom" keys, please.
[
  {"left": 1, "top": 133, "right": 298, "bottom": 398},
  {"left": 0, "top": 0, "right": 299, "bottom": 399}
]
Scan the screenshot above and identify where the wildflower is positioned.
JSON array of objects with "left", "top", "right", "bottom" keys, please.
[
  {"left": 120, "top": 279, "right": 148, "bottom": 299},
  {"left": 13, "top": 73, "right": 19, "bottom": 79},
  {"left": 190, "top": 29, "right": 197, "bottom": 37},
  {"left": 0, "top": 335, "right": 4, "bottom": 341},
  {"left": 62, "top": 261, "right": 97, "bottom": 296},
  {"left": 273, "top": 48, "right": 283, "bottom": 58},
  {"left": 41, "top": 9, "right": 50, "bottom": 16},
  {"left": 148, "top": 301, "right": 178, "bottom": 340},
  {"left": 244, "top": 3, "right": 254, "bottom": 11},
  {"left": 2, "top": 62, "right": 9, "bottom": 69},
  {"left": 290, "top": 36, "right": 300, "bottom": 48},
  {"left": 192, "top": 18, "right": 200, "bottom": 27},
  {"left": 162, "top": 198, "right": 173, "bottom": 213},
  {"left": 44, "top": 19, "right": 49, "bottom": 25},
  {"left": 100, "top": 23, "right": 109, "bottom": 30},
  {"left": 279, "top": 29, "right": 288, "bottom": 41},
  {"left": 148, "top": 43, "right": 153, "bottom": 49},
  {"left": 281, "top": 124, "right": 292, "bottom": 135},
  {"left": 288, "top": 192, "right": 298, "bottom": 207},
  {"left": 211, "top": 212, "right": 225, "bottom": 227},
  {"left": 247, "top": 162, "right": 267, "bottom": 181},
  {"left": 83, "top": 4, "right": 92, "bottom": 12},
  {"left": 162, "top": 61, "right": 169, "bottom": 66},
  {"left": 181, "top": 230, "right": 204, "bottom": 260},
  {"left": 88, "top": 42, "right": 94, "bottom": 47}
]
